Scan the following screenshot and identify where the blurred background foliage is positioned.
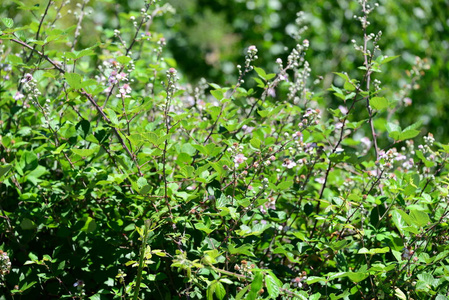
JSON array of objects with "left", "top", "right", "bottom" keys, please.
[{"left": 164, "top": 0, "right": 449, "bottom": 140}]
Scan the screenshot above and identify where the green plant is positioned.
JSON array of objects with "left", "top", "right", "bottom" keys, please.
[{"left": 1, "top": 0, "right": 449, "bottom": 299}]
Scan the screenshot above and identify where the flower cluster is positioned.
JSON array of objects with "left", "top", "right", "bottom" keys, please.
[
  {"left": 299, "top": 108, "right": 321, "bottom": 128},
  {"left": 236, "top": 45, "right": 258, "bottom": 82},
  {"left": 227, "top": 143, "right": 247, "bottom": 169},
  {"left": 0, "top": 250, "right": 11, "bottom": 284},
  {"left": 234, "top": 260, "right": 255, "bottom": 275},
  {"left": 291, "top": 271, "right": 308, "bottom": 288}
]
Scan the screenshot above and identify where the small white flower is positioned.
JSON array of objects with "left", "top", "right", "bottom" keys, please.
[
  {"left": 117, "top": 84, "right": 132, "bottom": 98},
  {"left": 283, "top": 159, "right": 297, "bottom": 169}
]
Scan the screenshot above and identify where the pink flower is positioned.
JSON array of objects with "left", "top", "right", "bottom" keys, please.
[
  {"left": 21, "top": 73, "right": 33, "bottom": 83},
  {"left": 234, "top": 153, "right": 247, "bottom": 167},
  {"left": 248, "top": 45, "right": 257, "bottom": 52},
  {"left": 338, "top": 105, "right": 348, "bottom": 115},
  {"left": 13, "top": 91, "right": 25, "bottom": 100}
]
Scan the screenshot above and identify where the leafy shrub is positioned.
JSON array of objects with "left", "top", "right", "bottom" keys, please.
[{"left": 1, "top": 0, "right": 449, "bottom": 299}]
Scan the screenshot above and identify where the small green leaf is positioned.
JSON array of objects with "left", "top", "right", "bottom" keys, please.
[
  {"left": 195, "top": 222, "right": 213, "bottom": 234},
  {"left": 214, "top": 282, "right": 226, "bottom": 300},
  {"left": 71, "top": 147, "right": 98, "bottom": 157},
  {"left": 394, "top": 287, "right": 407, "bottom": 300},
  {"left": 20, "top": 150, "right": 38, "bottom": 171},
  {"left": 250, "top": 137, "right": 261, "bottom": 149},
  {"left": 254, "top": 67, "right": 268, "bottom": 80},
  {"left": 389, "top": 131, "right": 401, "bottom": 141},
  {"left": 210, "top": 89, "right": 224, "bottom": 101},
  {"left": 228, "top": 244, "right": 255, "bottom": 257},
  {"left": 347, "top": 272, "right": 369, "bottom": 283},
  {"left": 409, "top": 210, "right": 430, "bottom": 227},
  {"left": 20, "top": 218, "right": 37, "bottom": 230},
  {"left": 277, "top": 180, "right": 293, "bottom": 190},
  {"left": 2, "top": 18, "right": 14, "bottom": 28},
  {"left": 399, "top": 129, "right": 420, "bottom": 141},
  {"left": 76, "top": 119, "right": 91, "bottom": 139},
  {"left": 343, "top": 80, "right": 355, "bottom": 91},
  {"left": 370, "top": 97, "right": 388, "bottom": 110},
  {"left": 265, "top": 274, "right": 281, "bottom": 299},
  {"left": 8, "top": 54, "right": 23, "bottom": 65},
  {"left": 81, "top": 217, "right": 97, "bottom": 233},
  {"left": 248, "top": 271, "right": 263, "bottom": 299},
  {"left": 0, "top": 164, "right": 12, "bottom": 177},
  {"left": 386, "top": 122, "right": 401, "bottom": 133},
  {"left": 104, "top": 108, "right": 119, "bottom": 125},
  {"left": 65, "top": 72, "right": 82, "bottom": 89},
  {"left": 357, "top": 247, "right": 389, "bottom": 255},
  {"left": 235, "top": 285, "right": 250, "bottom": 300},
  {"left": 380, "top": 55, "right": 400, "bottom": 64},
  {"left": 116, "top": 55, "right": 132, "bottom": 64}
]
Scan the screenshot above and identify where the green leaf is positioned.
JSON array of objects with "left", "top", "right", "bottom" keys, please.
[
  {"left": 399, "top": 129, "right": 420, "bottom": 141},
  {"left": 8, "top": 54, "right": 23, "bottom": 65},
  {"left": 310, "top": 293, "right": 322, "bottom": 300},
  {"left": 254, "top": 67, "right": 267, "bottom": 79},
  {"left": 65, "top": 72, "right": 82, "bottom": 89},
  {"left": 71, "top": 147, "right": 98, "bottom": 157},
  {"left": 137, "top": 177, "right": 148, "bottom": 189},
  {"left": 253, "top": 76, "right": 266, "bottom": 88},
  {"left": 20, "top": 150, "right": 38, "bottom": 171},
  {"left": 81, "top": 217, "right": 97, "bottom": 233},
  {"left": 334, "top": 72, "right": 350, "bottom": 82},
  {"left": 20, "top": 218, "right": 37, "bottom": 230},
  {"left": 214, "top": 282, "right": 226, "bottom": 300},
  {"left": 391, "top": 210, "right": 412, "bottom": 234},
  {"left": 207, "top": 282, "right": 215, "bottom": 300},
  {"left": 403, "top": 120, "right": 422, "bottom": 131},
  {"left": 347, "top": 272, "right": 369, "bottom": 283},
  {"left": 343, "top": 80, "right": 355, "bottom": 91},
  {"left": 277, "top": 180, "right": 293, "bottom": 190},
  {"left": 235, "top": 285, "right": 250, "bottom": 300},
  {"left": 389, "top": 131, "right": 401, "bottom": 141},
  {"left": 180, "top": 143, "right": 196, "bottom": 156},
  {"left": 357, "top": 247, "right": 389, "bottom": 255},
  {"left": 417, "top": 273, "right": 438, "bottom": 288},
  {"left": 250, "top": 137, "right": 261, "bottom": 149},
  {"left": 370, "top": 97, "right": 388, "bottom": 110},
  {"left": 409, "top": 210, "right": 430, "bottom": 227},
  {"left": 0, "top": 164, "right": 12, "bottom": 178},
  {"left": 386, "top": 122, "right": 401, "bottom": 133},
  {"left": 76, "top": 119, "right": 91, "bottom": 139},
  {"left": 265, "top": 274, "right": 281, "bottom": 299},
  {"left": 104, "top": 108, "right": 119, "bottom": 125},
  {"left": 257, "top": 109, "right": 269, "bottom": 117},
  {"left": 228, "top": 244, "right": 255, "bottom": 257},
  {"left": 116, "top": 55, "right": 132, "bottom": 64},
  {"left": 380, "top": 55, "right": 400, "bottom": 64},
  {"left": 210, "top": 89, "right": 224, "bottom": 101},
  {"left": 248, "top": 271, "right": 263, "bottom": 299},
  {"left": 394, "top": 287, "right": 407, "bottom": 300},
  {"left": 128, "top": 132, "right": 159, "bottom": 147},
  {"left": 2, "top": 18, "right": 14, "bottom": 28},
  {"left": 195, "top": 222, "right": 213, "bottom": 234}
]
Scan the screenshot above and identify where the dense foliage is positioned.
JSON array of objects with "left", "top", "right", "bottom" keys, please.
[{"left": 1, "top": 0, "right": 449, "bottom": 299}]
